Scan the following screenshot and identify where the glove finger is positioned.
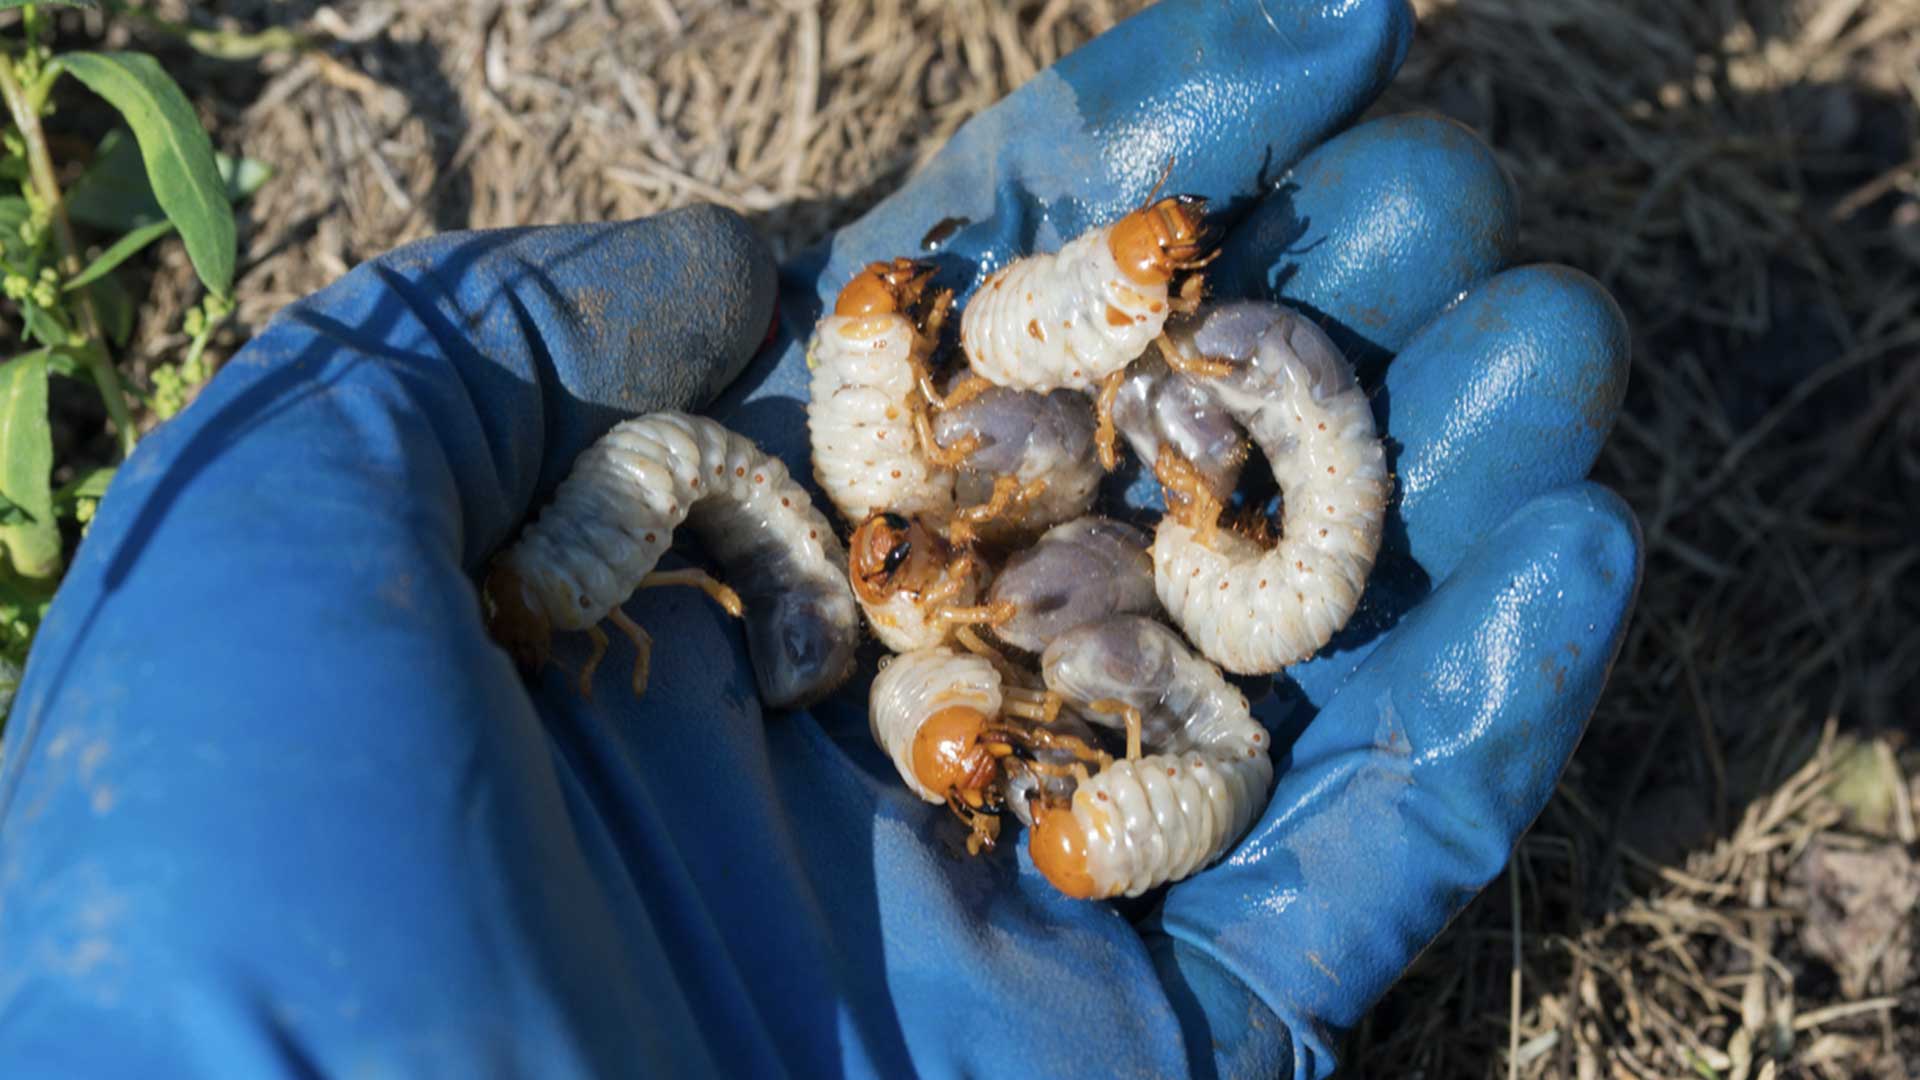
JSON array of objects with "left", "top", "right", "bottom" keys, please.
[
  {"left": 1153, "top": 483, "right": 1643, "bottom": 1078},
  {"left": 273, "top": 208, "right": 773, "bottom": 529},
  {"left": 1113, "top": 111, "right": 1523, "bottom": 512},
  {"left": 713, "top": 0, "right": 1416, "bottom": 470},
  {"left": 388, "top": 209, "right": 773, "bottom": 515},
  {"left": 1214, "top": 112, "right": 1520, "bottom": 381},
  {"left": 1288, "top": 263, "right": 1630, "bottom": 707},
  {"left": 1383, "top": 267, "right": 1631, "bottom": 580}
]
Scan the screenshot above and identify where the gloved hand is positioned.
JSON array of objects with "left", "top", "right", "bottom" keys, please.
[{"left": 0, "top": 1, "right": 1640, "bottom": 1076}]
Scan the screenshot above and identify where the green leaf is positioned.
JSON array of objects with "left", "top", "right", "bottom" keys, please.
[
  {"left": 224, "top": 154, "right": 272, "bottom": 202},
  {"left": 64, "top": 219, "right": 175, "bottom": 291},
  {"left": 0, "top": 196, "right": 34, "bottom": 272},
  {"left": 64, "top": 131, "right": 153, "bottom": 231},
  {"left": 56, "top": 52, "right": 235, "bottom": 298},
  {"left": 0, "top": 492, "right": 33, "bottom": 527},
  {"left": 85, "top": 271, "right": 134, "bottom": 347},
  {"left": 68, "top": 129, "right": 269, "bottom": 234},
  {"left": 53, "top": 464, "right": 113, "bottom": 507},
  {"left": 0, "top": 559, "right": 55, "bottom": 613},
  {"left": 42, "top": 344, "right": 83, "bottom": 378},
  {"left": 19, "top": 303, "right": 63, "bottom": 347},
  {"left": 0, "top": 562, "right": 54, "bottom": 610},
  {"left": 0, "top": 560, "right": 57, "bottom": 721},
  {"left": 0, "top": 351, "right": 58, "bottom": 578},
  {"left": 0, "top": 1, "right": 100, "bottom": 10}
]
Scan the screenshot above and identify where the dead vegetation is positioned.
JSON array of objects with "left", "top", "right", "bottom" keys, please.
[
  {"left": 1359, "top": 2, "right": 1920, "bottom": 1076},
  {"left": 91, "top": 1, "right": 1920, "bottom": 1076}
]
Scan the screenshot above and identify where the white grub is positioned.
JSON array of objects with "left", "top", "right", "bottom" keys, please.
[
  {"left": 870, "top": 646, "right": 1112, "bottom": 857},
  {"left": 485, "top": 411, "right": 858, "bottom": 708},
  {"left": 958, "top": 196, "right": 1210, "bottom": 395},
  {"left": 1027, "top": 616, "right": 1272, "bottom": 899},
  {"left": 807, "top": 259, "right": 960, "bottom": 525},
  {"left": 869, "top": 647, "right": 1004, "bottom": 803},
  {"left": 1151, "top": 304, "right": 1388, "bottom": 675}
]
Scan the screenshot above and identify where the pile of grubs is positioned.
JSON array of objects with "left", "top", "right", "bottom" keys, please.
[{"left": 484, "top": 194, "right": 1389, "bottom": 901}]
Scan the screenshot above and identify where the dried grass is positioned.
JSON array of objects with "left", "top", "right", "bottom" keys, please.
[
  {"left": 1355, "top": 2, "right": 1920, "bottom": 1076},
  {"left": 84, "top": 1, "right": 1920, "bottom": 1076}
]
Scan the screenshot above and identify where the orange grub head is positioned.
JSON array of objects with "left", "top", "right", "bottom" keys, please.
[
  {"left": 911, "top": 705, "right": 1000, "bottom": 800},
  {"left": 482, "top": 561, "right": 552, "bottom": 672},
  {"left": 849, "top": 512, "right": 950, "bottom": 605},
  {"left": 1030, "top": 806, "right": 1098, "bottom": 899},
  {"left": 834, "top": 257, "right": 936, "bottom": 319},
  {"left": 1108, "top": 195, "right": 1211, "bottom": 286}
]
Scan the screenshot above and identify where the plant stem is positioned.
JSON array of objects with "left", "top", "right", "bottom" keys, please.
[
  {"left": 183, "top": 304, "right": 227, "bottom": 371},
  {"left": 0, "top": 55, "right": 136, "bottom": 458},
  {"left": 105, "top": 3, "right": 317, "bottom": 61}
]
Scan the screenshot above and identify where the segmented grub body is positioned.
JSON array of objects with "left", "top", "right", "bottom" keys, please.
[
  {"left": 1152, "top": 304, "right": 1389, "bottom": 674},
  {"left": 489, "top": 411, "right": 858, "bottom": 707},
  {"left": 959, "top": 197, "right": 1208, "bottom": 394},
  {"left": 1030, "top": 617, "right": 1272, "bottom": 899},
  {"left": 807, "top": 291, "right": 956, "bottom": 525}
]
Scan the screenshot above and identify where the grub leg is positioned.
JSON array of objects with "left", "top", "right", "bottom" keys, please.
[
  {"left": 1004, "top": 688, "right": 1068, "bottom": 728},
  {"left": 1093, "top": 369, "right": 1128, "bottom": 471},
  {"left": 1001, "top": 698, "right": 1048, "bottom": 722},
  {"left": 954, "top": 474, "right": 1026, "bottom": 535},
  {"left": 1152, "top": 446, "right": 1225, "bottom": 544},
  {"left": 944, "top": 515, "right": 977, "bottom": 549},
  {"left": 915, "top": 407, "right": 979, "bottom": 468},
  {"left": 947, "top": 789, "right": 1002, "bottom": 856},
  {"left": 938, "top": 373, "right": 994, "bottom": 411},
  {"left": 965, "top": 814, "right": 1000, "bottom": 856},
  {"left": 1171, "top": 248, "right": 1222, "bottom": 274},
  {"left": 607, "top": 608, "right": 653, "bottom": 698},
  {"left": 954, "top": 625, "right": 1023, "bottom": 684},
  {"left": 1159, "top": 332, "right": 1236, "bottom": 379},
  {"left": 579, "top": 625, "right": 610, "bottom": 700},
  {"left": 1087, "top": 698, "right": 1144, "bottom": 761},
  {"left": 934, "top": 600, "right": 1016, "bottom": 630},
  {"left": 920, "top": 554, "right": 977, "bottom": 607},
  {"left": 922, "top": 288, "right": 953, "bottom": 340},
  {"left": 1167, "top": 273, "right": 1207, "bottom": 315},
  {"left": 640, "top": 568, "right": 745, "bottom": 617}
]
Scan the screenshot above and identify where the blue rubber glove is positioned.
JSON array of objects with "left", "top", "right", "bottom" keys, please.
[{"left": 0, "top": 2, "right": 1641, "bottom": 1077}]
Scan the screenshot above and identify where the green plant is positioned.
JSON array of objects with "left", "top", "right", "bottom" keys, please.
[{"left": 0, "top": 0, "right": 267, "bottom": 712}]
